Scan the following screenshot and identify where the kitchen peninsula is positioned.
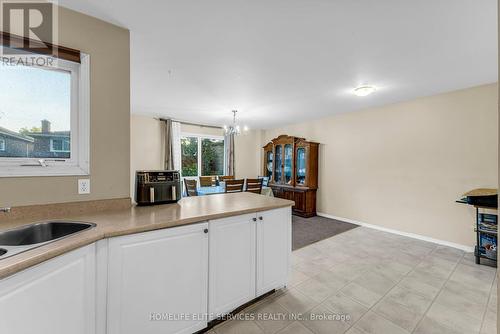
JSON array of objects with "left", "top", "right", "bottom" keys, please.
[{"left": 0, "top": 192, "right": 293, "bottom": 334}]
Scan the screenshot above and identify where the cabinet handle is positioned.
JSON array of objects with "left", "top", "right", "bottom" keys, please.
[
  {"left": 252, "top": 218, "right": 257, "bottom": 222},
  {"left": 258, "top": 216, "right": 263, "bottom": 221},
  {"left": 203, "top": 228, "right": 208, "bottom": 233}
]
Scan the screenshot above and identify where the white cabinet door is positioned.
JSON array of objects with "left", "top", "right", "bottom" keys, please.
[
  {"left": 107, "top": 222, "right": 208, "bottom": 334},
  {"left": 208, "top": 213, "right": 256, "bottom": 318},
  {"left": 256, "top": 207, "right": 291, "bottom": 296},
  {"left": 0, "top": 244, "right": 96, "bottom": 334}
]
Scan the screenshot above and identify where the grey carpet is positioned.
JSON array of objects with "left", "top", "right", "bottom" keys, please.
[{"left": 292, "top": 215, "right": 358, "bottom": 250}]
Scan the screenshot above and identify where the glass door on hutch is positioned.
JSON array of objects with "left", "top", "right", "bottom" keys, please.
[
  {"left": 296, "top": 146, "right": 306, "bottom": 186},
  {"left": 274, "top": 144, "right": 283, "bottom": 183},
  {"left": 263, "top": 142, "right": 273, "bottom": 182},
  {"left": 295, "top": 140, "right": 319, "bottom": 189},
  {"left": 284, "top": 143, "right": 293, "bottom": 185}
]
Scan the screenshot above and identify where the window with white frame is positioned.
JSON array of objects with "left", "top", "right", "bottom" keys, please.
[
  {"left": 0, "top": 49, "right": 90, "bottom": 177},
  {"left": 180, "top": 134, "right": 225, "bottom": 177},
  {"left": 0, "top": 138, "right": 5, "bottom": 151},
  {"left": 50, "top": 138, "right": 71, "bottom": 152}
]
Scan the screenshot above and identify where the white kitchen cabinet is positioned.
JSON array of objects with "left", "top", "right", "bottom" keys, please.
[
  {"left": 208, "top": 213, "right": 256, "bottom": 318},
  {"left": 107, "top": 222, "right": 209, "bottom": 334},
  {"left": 208, "top": 207, "right": 291, "bottom": 317},
  {"left": 0, "top": 244, "right": 96, "bottom": 334},
  {"left": 256, "top": 207, "right": 291, "bottom": 296}
]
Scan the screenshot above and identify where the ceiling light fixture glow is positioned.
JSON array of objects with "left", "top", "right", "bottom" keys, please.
[
  {"left": 353, "top": 85, "right": 377, "bottom": 97},
  {"left": 224, "top": 110, "right": 248, "bottom": 136}
]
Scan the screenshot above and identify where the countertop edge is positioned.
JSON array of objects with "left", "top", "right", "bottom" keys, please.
[{"left": 104, "top": 202, "right": 293, "bottom": 238}]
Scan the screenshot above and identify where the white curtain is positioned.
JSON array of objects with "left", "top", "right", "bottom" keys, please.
[
  {"left": 164, "top": 119, "right": 182, "bottom": 171},
  {"left": 171, "top": 121, "right": 181, "bottom": 172}
]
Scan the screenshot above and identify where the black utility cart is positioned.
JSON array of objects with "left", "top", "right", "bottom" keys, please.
[{"left": 457, "top": 188, "right": 498, "bottom": 267}]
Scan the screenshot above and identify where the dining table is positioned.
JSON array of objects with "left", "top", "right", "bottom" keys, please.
[{"left": 197, "top": 185, "right": 274, "bottom": 197}]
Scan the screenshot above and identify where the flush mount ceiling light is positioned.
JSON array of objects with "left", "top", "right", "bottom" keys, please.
[{"left": 353, "top": 85, "right": 377, "bottom": 97}]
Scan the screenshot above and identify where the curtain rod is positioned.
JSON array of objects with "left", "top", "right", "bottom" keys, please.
[{"left": 156, "top": 117, "right": 223, "bottom": 130}]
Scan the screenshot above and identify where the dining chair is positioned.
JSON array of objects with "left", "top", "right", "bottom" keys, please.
[
  {"left": 224, "top": 179, "right": 245, "bottom": 193},
  {"left": 199, "top": 176, "right": 214, "bottom": 187},
  {"left": 246, "top": 178, "right": 263, "bottom": 194},
  {"left": 219, "top": 175, "right": 235, "bottom": 182},
  {"left": 258, "top": 176, "right": 269, "bottom": 187},
  {"left": 184, "top": 179, "right": 198, "bottom": 196}
]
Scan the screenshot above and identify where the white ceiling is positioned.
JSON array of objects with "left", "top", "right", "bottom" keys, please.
[{"left": 59, "top": 0, "right": 497, "bottom": 129}]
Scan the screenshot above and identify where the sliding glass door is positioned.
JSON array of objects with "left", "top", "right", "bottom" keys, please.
[
  {"left": 201, "top": 138, "right": 224, "bottom": 176},
  {"left": 181, "top": 134, "right": 225, "bottom": 178},
  {"left": 181, "top": 136, "right": 199, "bottom": 176}
]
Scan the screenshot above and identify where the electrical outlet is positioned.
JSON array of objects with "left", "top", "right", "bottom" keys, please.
[{"left": 78, "top": 179, "right": 90, "bottom": 194}]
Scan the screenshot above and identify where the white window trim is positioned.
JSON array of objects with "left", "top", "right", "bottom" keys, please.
[
  {"left": 0, "top": 139, "right": 5, "bottom": 151},
  {"left": 49, "top": 138, "right": 71, "bottom": 152},
  {"left": 180, "top": 132, "right": 226, "bottom": 178},
  {"left": 0, "top": 52, "right": 90, "bottom": 177}
]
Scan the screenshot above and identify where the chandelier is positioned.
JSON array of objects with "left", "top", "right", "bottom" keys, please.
[{"left": 223, "top": 110, "right": 247, "bottom": 136}]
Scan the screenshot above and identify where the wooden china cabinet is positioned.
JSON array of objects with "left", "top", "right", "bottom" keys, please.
[{"left": 263, "top": 135, "right": 319, "bottom": 217}]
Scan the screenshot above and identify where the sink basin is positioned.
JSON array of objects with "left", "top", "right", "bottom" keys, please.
[
  {"left": 0, "top": 221, "right": 95, "bottom": 260},
  {"left": 0, "top": 222, "right": 95, "bottom": 246}
]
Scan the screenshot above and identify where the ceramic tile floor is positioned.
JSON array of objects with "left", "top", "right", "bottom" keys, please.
[{"left": 211, "top": 227, "right": 497, "bottom": 334}]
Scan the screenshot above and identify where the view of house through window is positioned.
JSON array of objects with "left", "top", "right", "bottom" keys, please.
[
  {"left": 0, "top": 64, "right": 72, "bottom": 160},
  {"left": 181, "top": 134, "right": 225, "bottom": 177},
  {"left": 50, "top": 138, "right": 71, "bottom": 152}
]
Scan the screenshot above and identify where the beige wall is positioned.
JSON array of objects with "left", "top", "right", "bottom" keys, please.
[
  {"left": 0, "top": 6, "right": 130, "bottom": 207},
  {"left": 130, "top": 115, "right": 165, "bottom": 196},
  {"left": 234, "top": 130, "right": 263, "bottom": 179},
  {"left": 263, "top": 84, "right": 498, "bottom": 247},
  {"left": 181, "top": 123, "right": 224, "bottom": 137}
]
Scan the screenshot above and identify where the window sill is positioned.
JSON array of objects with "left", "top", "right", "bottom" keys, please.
[{"left": 0, "top": 165, "right": 89, "bottom": 177}]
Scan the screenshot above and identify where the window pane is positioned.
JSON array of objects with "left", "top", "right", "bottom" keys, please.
[
  {"left": 181, "top": 136, "right": 198, "bottom": 176},
  {"left": 0, "top": 65, "right": 71, "bottom": 159},
  {"left": 52, "top": 139, "right": 62, "bottom": 151},
  {"left": 201, "top": 138, "right": 224, "bottom": 176},
  {"left": 50, "top": 139, "right": 70, "bottom": 152}
]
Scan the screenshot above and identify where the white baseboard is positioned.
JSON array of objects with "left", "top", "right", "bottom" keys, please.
[{"left": 317, "top": 212, "right": 474, "bottom": 253}]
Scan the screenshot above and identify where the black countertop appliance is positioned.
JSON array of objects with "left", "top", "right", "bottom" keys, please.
[
  {"left": 459, "top": 188, "right": 498, "bottom": 208},
  {"left": 135, "top": 170, "right": 181, "bottom": 205}
]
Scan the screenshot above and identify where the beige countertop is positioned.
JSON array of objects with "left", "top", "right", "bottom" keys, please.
[{"left": 0, "top": 193, "right": 293, "bottom": 279}]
